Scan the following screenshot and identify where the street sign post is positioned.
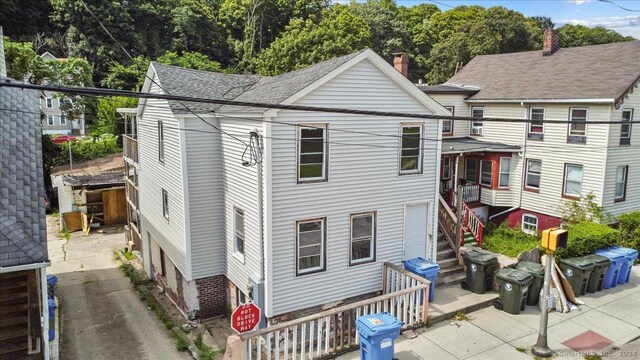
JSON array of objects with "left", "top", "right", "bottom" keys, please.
[{"left": 231, "top": 302, "right": 261, "bottom": 334}]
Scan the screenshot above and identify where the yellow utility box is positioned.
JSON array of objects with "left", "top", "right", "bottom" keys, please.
[{"left": 541, "top": 228, "right": 568, "bottom": 253}]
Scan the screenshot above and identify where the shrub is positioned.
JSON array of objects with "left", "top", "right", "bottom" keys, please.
[
  {"left": 555, "top": 221, "right": 620, "bottom": 258},
  {"left": 483, "top": 223, "right": 541, "bottom": 258},
  {"left": 617, "top": 211, "right": 640, "bottom": 254}
]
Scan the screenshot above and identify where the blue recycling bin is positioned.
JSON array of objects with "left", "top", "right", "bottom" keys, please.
[
  {"left": 594, "top": 249, "right": 626, "bottom": 288},
  {"left": 48, "top": 299, "right": 56, "bottom": 341},
  {"left": 356, "top": 313, "right": 403, "bottom": 360},
  {"left": 608, "top": 246, "right": 638, "bottom": 284},
  {"left": 403, "top": 258, "right": 439, "bottom": 302},
  {"left": 47, "top": 275, "right": 58, "bottom": 299}
]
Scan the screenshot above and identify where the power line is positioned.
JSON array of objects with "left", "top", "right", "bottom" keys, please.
[{"left": 596, "top": 0, "right": 640, "bottom": 12}]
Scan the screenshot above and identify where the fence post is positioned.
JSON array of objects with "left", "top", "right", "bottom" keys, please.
[
  {"left": 223, "top": 335, "right": 244, "bottom": 360},
  {"left": 454, "top": 185, "right": 464, "bottom": 256}
]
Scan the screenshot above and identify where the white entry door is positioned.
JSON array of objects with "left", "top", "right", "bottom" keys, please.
[{"left": 404, "top": 203, "right": 429, "bottom": 260}]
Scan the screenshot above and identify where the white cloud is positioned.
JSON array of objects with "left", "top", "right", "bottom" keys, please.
[
  {"left": 567, "top": 0, "right": 591, "bottom": 4},
  {"left": 558, "top": 15, "right": 640, "bottom": 38}
]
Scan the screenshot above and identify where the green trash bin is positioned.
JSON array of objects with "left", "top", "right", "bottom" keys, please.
[
  {"left": 461, "top": 250, "right": 499, "bottom": 294},
  {"left": 515, "top": 261, "right": 545, "bottom": 306},
  {"left": 494, "top": 268, "right": 533, "bottom": 315},
  {"left": 582, "top": 254, "right": 611, "bottom": 293},
  {"left": 558, "top": 257, "right": 595, "bottom": 296}
]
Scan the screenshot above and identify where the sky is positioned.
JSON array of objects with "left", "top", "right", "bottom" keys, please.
[{"left": 388, "top": 0, "right": 640, "bottom": 38}]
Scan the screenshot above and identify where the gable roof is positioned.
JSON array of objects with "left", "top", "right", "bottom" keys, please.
[{"left": 445, "top": 41, "right": 640, "bottom": 104}]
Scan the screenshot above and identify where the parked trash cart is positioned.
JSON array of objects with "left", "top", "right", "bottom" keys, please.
[
  {"left": 48, "top": 298, "right": 56, "bottom": 341},
  {"left": 461, "top": 250, "right": 499, "bottom": 294},
  {"left": 581, "top": 254, "right": 610, "bottom": 293},
  {"left": 355, "top": 312, "right": 403, "bottom": 360},
  {"left": 403, "top": 258, "right": 440, "bottom": 302},
  {"left": 558, "top": 257, "right": 595, "bottom": 296},
  {"left": 608, "top": 246, "right": 638, "bottom": 284},
  {"left": 515, "top": 261, "right": 544, "bottom": 306},
  {"left": 594, "top": 248, "right": 626, "bottom": 288},
  {"left": 494, "top": 268, "right": 533, "bottom": 315}
]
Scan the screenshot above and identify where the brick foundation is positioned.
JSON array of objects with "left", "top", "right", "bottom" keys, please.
[
  {"left": 269, "top": 291, "right": 381, "bottom": 324},
  {"left": 195, "top": 275, "right": 229, "bottom": 318},
  {"left": 151, "top": 265, "right": 189, "bottom": 315}
]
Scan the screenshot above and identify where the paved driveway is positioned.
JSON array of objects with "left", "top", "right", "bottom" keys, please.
[{"left": 47, "top": 217, "right": 190, "bottom": 360}]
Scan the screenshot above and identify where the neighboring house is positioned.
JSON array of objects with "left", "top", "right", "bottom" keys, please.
[
  {"left": 134, "top": 49, "right": 450, "bottom": 321},
  {"left": 421, "top": 29, "right": 639, "bottom": 237},
  {"left": 39, "top": 51, "right": 85, "bottom": 136},
  {"left": 0, "top": 79, "right": 51, "bottom": 359}
]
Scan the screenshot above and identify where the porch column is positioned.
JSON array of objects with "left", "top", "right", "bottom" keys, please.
[{"left": 454, "top": 154, "right": 460, "bottom": 190}]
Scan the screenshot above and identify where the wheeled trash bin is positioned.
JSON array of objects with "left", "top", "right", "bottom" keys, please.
[
  {"left": 594, "top": 249, "right": 625, "bottom": 288},
  {"left": 462, "top": 250, "right": 499, "bottom": 294},
  {"left": 355, "top": 313, "right": 403, "bottom": 360},
  {"left": 608, "top": 246, "right": 638, "bottom": 284},
  {"left": 515, "top": 261, "right": 544, "bottom": 306},
  {"left": 581, "top": 254, "right": 610, "bottom": 293},
  {"left": 494, "top": 268, "right": 533, "bottom": 315},
  {"left": 403, "top": 258, "right": 440, "bottom": 302},
  {"left": 48, "top": 298, "right": 56, "bottom": 341}
]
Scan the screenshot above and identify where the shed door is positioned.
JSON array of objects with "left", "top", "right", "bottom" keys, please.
[
  {"left": 103, "top": 189, "right": 127, "bottom": 225},
  {"left": 404, "top": 203, "right": 429, "bottom": 260}
]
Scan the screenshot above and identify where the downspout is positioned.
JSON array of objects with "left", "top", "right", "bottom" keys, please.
[{"left": 257, "top": 135, "right": 264, "bottom": 282}]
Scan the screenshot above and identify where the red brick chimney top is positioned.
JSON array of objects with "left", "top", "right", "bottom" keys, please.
[
  {"left": 543, "top": 28, "right": 560, "bottom": 56},
  {"left": 393, "top": 53, "right": 409, "bottom": 78}
]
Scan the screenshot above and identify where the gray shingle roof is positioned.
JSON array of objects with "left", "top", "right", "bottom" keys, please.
[
  {"left": 63, "top": 173, "right": 124, "bottom": 187},
  {"left": 418, "top": 84, "right": 479, "bottom": 95},
  {"left": 445, "top": 41, "right": 640, "bottom": 102},
  {"left": 1, "top": 81, "right": 48, "bottom": 268},
  {"left": 442, "top": 137, "right": 520, "bottom": 155},
  {"left": 151, "top": 50, "right": 366, "bottom": 114}
]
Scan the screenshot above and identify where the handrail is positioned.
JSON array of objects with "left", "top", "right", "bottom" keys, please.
[
  {"left": 438, "top": 195, "right": 458, "bottom": 256},
  {"left": 463, "top": 203, "right": 485, "bottom": 247}
]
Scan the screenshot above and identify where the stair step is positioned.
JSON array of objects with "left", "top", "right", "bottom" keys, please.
[
  {"left": 437, "top": 241, "right": 450, "bottom": 251},
  {"left": 0, "top": 303, "right": 29, "bottom": 316},
  {"left": 0, "top": 282, "right": 28, "bottom": 295},
  {"left": 436, "top": 271, "right": 467, "bottom": 287},
  {"left": 0, "top": 339, "right": 29, "bottom": 356},
  {"left": 0, "top": 292, "right": 28, "bottom": 308},
  {"left": 0, "top": 314, "right": 28, "bottom": 328},
  {"left": 439, "top": 267, "right": 465, "bottom": 277},
  {"left": 437, "top": 257, "right": 460, "bottom": 269},
  {"left": 0, "top": 325, "right": 28, "bottom": 341},
  {"left": 0, "top": 272, "right": 28, "bottom": 282},
  {"left": 437, "top": 248, "right": 456, "bottom": 260}
]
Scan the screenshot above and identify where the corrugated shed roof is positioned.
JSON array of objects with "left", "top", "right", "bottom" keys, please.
[
  {"left": 51, "top": 153, "right": 124, "bottom": 176},
  {"left": 62, "top": 173, "right": 124, "bottom": 187},
  {"left": 418, "top": 84, "right": 479, "bottom": 95},
  {"left": 445, "top": 41, "right": 640, "bottom": 102},
  {"left": 441, "top": 137, "right": 520, "bottom": 154}
]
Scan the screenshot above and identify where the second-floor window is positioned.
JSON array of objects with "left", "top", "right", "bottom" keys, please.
[
  {"left": 350, "top": 212, "right": 376, "bottom": 265},
  {"left": 480, "top": 160, "right": 492, "bottom": 186},
  {"left": 563, "top": 163, "right": 583, "bottom": 198},
  {"left": 442, "top": 157, "right": 451, "bottom": 180},
  {"left": 471, "top": 107, "right": 484, "bottom": 135},
  {"left": 620, "top": 109, "right": 633, "bottom": 145},
  {"left": 528, "top": 107, "right": 544, "bottom": 140},
  {"left": 162, "top": 189, "right": 169, "bottom": 219},
  {"left": 298, "top": 125, "right": 327, "bottom": 182},
  {"left": 234, "top": 208, "right": 245, "bottom": 258},
  {"left": 442, "top": 106, "right": 454, "bottom": 135},
  {"left": 525, "top": 159, "right": 541, "bottom": 190},
  {"left": 296, "top": 218, "right": 326, "bottom": 275},
  {"left": 46, "top": 115, "right": 54, "bottom": 126},
  {"left": 568, "top": 108, "right": 587, "bottom": 144},
  {"left": 46, "top": 98, "right": 53, "bottom": 108},
  {"left": 465, "top": 158, "right": 477, "bottom": 183},
  {"left": 158, "top": 121, "right": 165, "bottom": 163},
  {"left": 59, "top": 114, "right": 67, "bottom": 126},
  {"left": 499, "top": 157, "right": 511, "bottom": 188},
  {"left": 615, "top": 165, "right": 628, "bottom": 201},
  {"left": 400, "top": 124, "right": 423, "bottom": 174}
]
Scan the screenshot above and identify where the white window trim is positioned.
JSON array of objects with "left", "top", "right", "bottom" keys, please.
[
  {"left": 471, "top": 106, "right": 484, "bottom": 135},
  {"left": 162, "top": 189, "right": 169, "bottom": 220},
  {"left": 528, "top": 107, "right": 545, "bottom": 134},
  {"left": 233, "top": 207, "right": 245, "bottom": 262},
  {"left": 620, "top": 109, "right": 633, "bottom": 140},
  {"left": 349, "top": 212, "right": 376, "bottom": 266},
  {"left": 158, "top": 121, "right": 165, "bottom": 163},
  {"left": 499, "top": 157, "right": 511, "bottom": 188},
  {"left": 399, "top": 123, "right": 424, "bottom": 175},
  {"left": 563, "top": 163, "right": 583, "bottom": 198},
  {"left": 59, "top": 114, "right": 67, "bottom": 126},
  {"left": 297, "top": 124, "right": 328, "bottom": 183},
  {"left": 614, "top": 165, "right": 628, "bottom": 201},
  {"left": 522, "top": 214, "right": 538, "bottom": 235},
  {"left": 442, "top": 157, "right": 451, "bottom": 180},
  {"left": 525, "top": 159, "right": 542, "bottom": 189},
  {"left": 480, "top": 160, "right": 492, "bottom": 186},
  {"left": 568, "top": 107, "right": 588, "bottom": 138},
  {"left": 46, "top": 115, "right": 54, "bottom": 126},
  {"left": 442, "top": 106, "right": 454, "bottom": 135},
  {"left": 46, "top": 98, "right": 53, "bottom": 108},
  {"left": 296, "top": 218, "right": 326, "bottom": 275}
]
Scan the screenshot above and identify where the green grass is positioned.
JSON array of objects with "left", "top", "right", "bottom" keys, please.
[
  {"left": 584, "top": 354, "right": 601, "bottom": 360},
  {"left": 57, "top": 229, "right": 71, "bottom": 240},
  {"left": 194, "top": 334, "right": 223, "bottom": 360},
  {"left": 123, "top": 250, "right": 135, "bottom": 261},
  {"left": 451, "top": 311, "right": 470, "bottom": 321},
  {"left": 483, "top": 223, "right": 541, "bottom": 258},
  {"left": 515, "top": 347, "right": 527, "bottom": 353}
]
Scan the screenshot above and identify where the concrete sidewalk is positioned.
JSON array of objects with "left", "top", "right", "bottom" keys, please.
[{"left": 339, "top": 266, "right": 640, "bottom": 360}]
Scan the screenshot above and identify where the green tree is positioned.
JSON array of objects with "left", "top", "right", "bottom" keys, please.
[
  {"left": 2, "top": 37, "right": 42, "bottom": 80},
  {"left": 157, "top": 51, "right": 222, "bottom": 72},
  {"left": 254, "top": 7, "right": 371, "bottom": 75},
  {"left": 558, "top": 24, "right": 635, "bottom": 47},
  {"left": 91, "top": 96, "right": 138, "bottom": 138},
  {"left": 101, "top": 56, "right": 151, "bottom": 90}
]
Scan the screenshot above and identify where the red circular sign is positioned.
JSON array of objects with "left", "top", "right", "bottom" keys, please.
[{"left": 231, "top": 302, "right": 261, "bottom": 334}]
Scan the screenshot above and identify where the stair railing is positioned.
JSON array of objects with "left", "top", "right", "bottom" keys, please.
[{"left": 462, "top": 203, "right": 484, "bottom": 247}]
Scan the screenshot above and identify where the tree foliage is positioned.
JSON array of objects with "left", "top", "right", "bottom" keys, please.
[{"left": 558, "top": 24, "right": 635, "bottom": 48}]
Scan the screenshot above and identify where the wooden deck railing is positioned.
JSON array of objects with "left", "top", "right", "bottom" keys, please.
[
  {"left": 449, "top": 183, "right": 480, "bottom": 207},
  {"left": 123, "top": 135, "right": 138, "bottom": 163},
  {"left": 438, "top": 195, "right": 459, "bottom": 256},
  {"left": 240, "top": 263, "right": 430, "bottom": 360},
  {"left": 125, "top": 177, "right": 139, "bottom": 210},
  {"left": 463, "top": 203, "right": 485, "bottom": 247}
]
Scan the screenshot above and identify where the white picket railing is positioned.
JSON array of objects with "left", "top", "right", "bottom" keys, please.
[{"left": 240, "top": 262, "right": 430, "bottom": 360}]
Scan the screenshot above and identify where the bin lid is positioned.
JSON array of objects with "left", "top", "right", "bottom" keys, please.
[
  {"left": 594, "top": 248, "right": 626, "bottom": 261},
  {"left": 515, "top": 261, "right": 545, "bottom": 277},
  {"left": 608, "top": 246, "right": 639, "bottom": 259},
  {"left": 558, "top": 257, "right": 596, "bottom": 270},
  {"left": 48, "top": 299, "right": 56, "bottom": 309},
  {"left": 496, "top": 268, "right": 533, "bottom": 284},
  {"left": 581, "top": 254, "right": 611, "bottom": 266},
  {"left": 403, "top": 258, "right": 440, "bottom": 272},
  {"left": 463, "top": 250, "right": 498, "bottom": 265},
  {"left": 355, "top": 313, "right": 403, "bottom": 336}
]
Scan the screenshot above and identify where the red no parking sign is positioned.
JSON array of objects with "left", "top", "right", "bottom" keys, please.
[{"left": 231, "top": 302, "right": 261, "bottom": 334}]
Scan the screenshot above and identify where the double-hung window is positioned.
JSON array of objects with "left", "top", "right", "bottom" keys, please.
[
  {"left": 568, "top": 108, "right": 587, "bottom": 144},
  {"left": 465, "top": 158, "right": 477, "bottom": 183},
  {"left": 399, "top": 124, "right": 423, "bottom": 174},
  {"left": 234, "top": 208, "right": 245, "bottom": 258},
  {"left": 296, "top": 218, "right": 326, "bottom": 275},
  {"left": 563, "top": 164, "right": 583, "bottom": 198},
  {"left": 522, "top": 214, "right": 538, "bottom": 234},
  {"left": 46, "top": 98, "right": 53, "bottom": 108},
  {"left": 499, "top": 157, "right": 511, "bottom": 188},
  {"left": 528, "top": 107, "right": 544, "bottom": 140},
  {"left": 620, "top": 109, "right": 633, "bottom": 145},
  {"left": 298, "top": 125, "right": 327, "bottom": 182},
  {"left": 158, "top": 121, "right": 165, "bottom": 163},
  {"left": 46, "top": 115, "right": 54, "bottom": 126},
  {"left": 162, "top": 189, "right": 169, "bottom": 219},
  {"left": 480, "top": 160, "right": 492, "bottom": 186},
  {"left": 471, "top": 107, "right": 484, "bottom": 135},
  {"left": 442, "top": 106, "right": 454, "bottom": 135},
  {"left": 350, "top": 212, "right": 376, "bottom": 265},
  {"left": 615, "top": 165, "right": 628, "bottom": 201},
  {"left": 442, "top": 157, "right": 451, "bottom": 180},
  {"left": 525, "top": 159, "right": 541, "bottom": 190},
  {"left": 59, "top": 114, "right": 67, "bottom": 126}
]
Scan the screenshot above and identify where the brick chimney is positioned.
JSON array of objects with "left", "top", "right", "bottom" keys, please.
[
  {"left": 393, "top": 53, "right": 409, "bottom": 78},
  {"left": 543, "top": 28, "right": 560, "bottom": 56}
]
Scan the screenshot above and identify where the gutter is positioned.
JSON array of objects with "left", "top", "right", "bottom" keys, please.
[
  {"left": 464, "top": 98, "right": 615, "bottom": 104},
  {"left": 0, "top": 261, "right": 50, "bottom": 273}
]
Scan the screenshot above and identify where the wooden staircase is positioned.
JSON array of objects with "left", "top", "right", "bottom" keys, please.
[
  {"left": 0, "top": 271, "right": 32, "bottom": 360},
  {"left": 462, "top": 228, "right": 479, "bottom": 248},
  {"left": 436, "top": 233, "right": 466, "bottom": 287}
]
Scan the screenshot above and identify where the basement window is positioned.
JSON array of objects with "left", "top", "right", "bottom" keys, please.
[{"left": 522, "top": 214, "right": 538, "bottom": 235}]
